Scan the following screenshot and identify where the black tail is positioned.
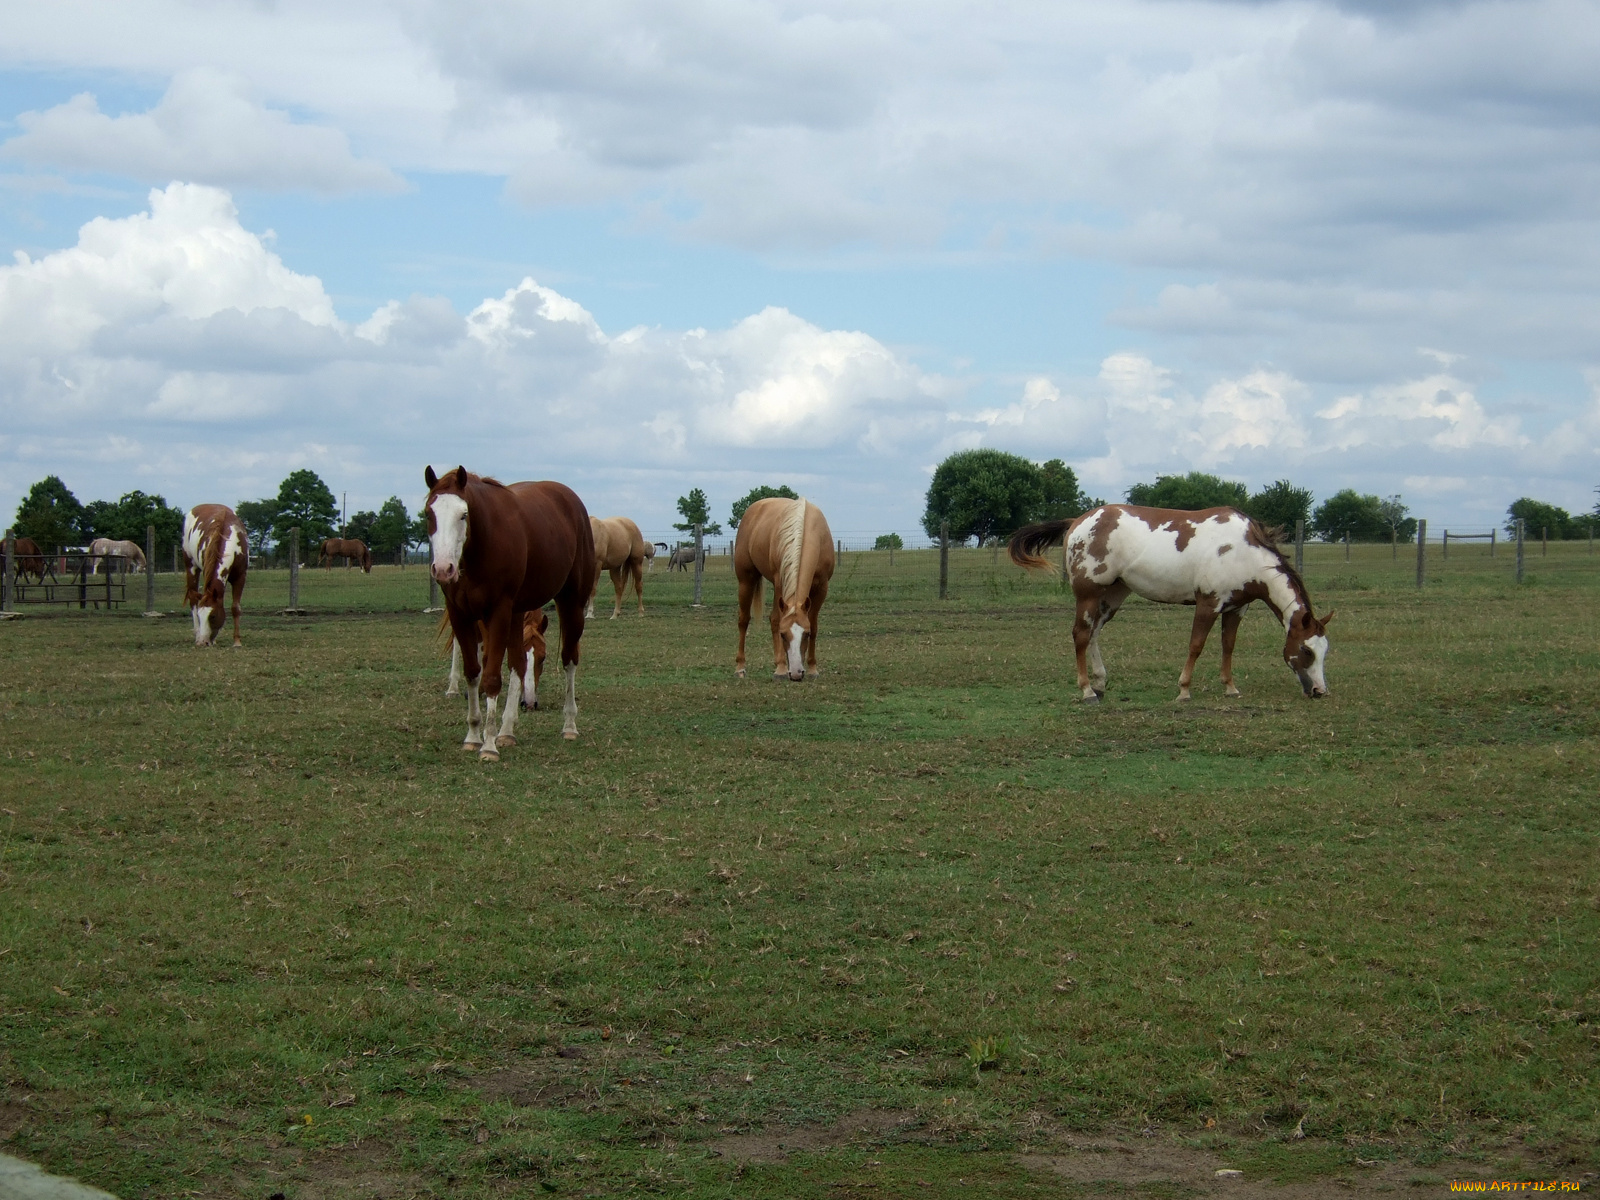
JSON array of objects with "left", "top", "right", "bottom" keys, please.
[{"left": 1009, "top": 519, "right": 1074, "bottom": 571}]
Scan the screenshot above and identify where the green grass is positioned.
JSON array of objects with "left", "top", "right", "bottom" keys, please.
[{"left": 1, "top": 541, "right": 1597, "bottom": 1197}]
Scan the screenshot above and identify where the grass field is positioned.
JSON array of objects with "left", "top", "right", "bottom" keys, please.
[{"left": 1, "top": 541, "right": 1597, "bottom": 1198}]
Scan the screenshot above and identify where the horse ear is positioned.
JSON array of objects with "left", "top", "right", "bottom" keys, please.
[
  {"left": 425, "top": 465, "right": 438, "bottom": 489},
  {"left": 1320, "top": 610, "right": 1336, "bottom": 627},
  {"left": 453, "top": 466, "right": 468, "bottom": 488}
]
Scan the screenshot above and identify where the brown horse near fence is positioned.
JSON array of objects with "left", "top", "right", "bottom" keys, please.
[
  {"left": 319, "top": 538, "right": 372, "bottom": 571},
  {"left": 10, "top": 535, "right": 47, "bottom": 584},
  {"left": 733, "top": 496, "right": 836, "bottom": 681},
  {"left": 585, "top": 516, "right": 648, "bottom": 618},
  {"left": 425, "top": 465, "right": 596, "bottom": 761}
]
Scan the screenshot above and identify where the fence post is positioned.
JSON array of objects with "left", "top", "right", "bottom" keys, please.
[
  {"left": 939, "top": 521, "right": 949, "bottom": 600},
  {"left": 692, "top": 523, "right": 705, "bottom": 607},
  {"left": 2, "top": 529, "right": 12, "bottom": 613},
  {"left": 1490, "top": 528, "right": 1496, "bottom": 558},
  {"left": 1343, "top": 531, "right": 1350, "bottom": 562},
  {"left": 1590, "top": 525, "right": 1594, "bottom": 555},
  {"left": 1542, "top": 526, "right": 1548, "bottom": 557},
  {"left": 427, "top": 539, "right": 440, "bottom": 611},
  {"left": 1294, "top": 520, "right": 1303, "bottom": 573},
  {"left": 1442, "top": 529, "right": 1449, "bottom": 561},
  {"left": 174, "top": 545, "right": 180, "bottom": 574},
  {"left": 144, "top": 524, "right": 156, "bottom": 614},
  {"left": 1415, "top": 518, "right": 1426, "bottom": 589},
  {"left": 289, "top": 527, "right": 301, "bottom": 611},
  {"left": 1515, "top": 518, "right": 1525, "bottom": 583}
]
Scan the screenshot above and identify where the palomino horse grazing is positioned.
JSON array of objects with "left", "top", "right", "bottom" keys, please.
[
  {"left": 319, "top": 538, "right": 372, "bottom": 572},
  {"left": 1010, "top": 505, "right": 1332, "bottom": 703},
  {"left": 585, "top": 516, "right": 649, "bottom": 618},
  {"left": 733, "top": 496, "right": 836, "bottom": 681},
  {"left": 447, "top": 609, "right": 549, "bottom": 709},
  {"left": 425, "top": 465, "right": 596, "bottom": 761},
  {"left": 88, "top": 538, "right": 147, "bottom": 573},
  {"left": 11, "top": 535, "right": 47, "bottom": 584},
  {"left": 182, "top": 505, "right": 249, "bottom": 647},
  {"left": 645, "top": 541, "right": 667, "bottom": 571}
]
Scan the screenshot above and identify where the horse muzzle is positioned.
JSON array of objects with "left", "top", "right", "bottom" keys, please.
[
  {"left": 431, "top": 563, "right": 458, "bottom": 584},
  {"left": 788, "top": 669, "right": 805, "bottom": 682}
]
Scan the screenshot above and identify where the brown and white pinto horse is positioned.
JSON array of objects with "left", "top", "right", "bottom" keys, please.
[
  {"left": 425, "top": 465, "right": 596, "bottom": 760},
  {"left": 88, "top": 537, "right": 147, "bottom": 573},
  {"left": 447, "top": 608, "right": 549, "bottom": 709},
  {"left": 319, "top": 538, "right": 372, "bottom": 571},
  {"left": 734, "top": 496, "right": 836, "bottom": 681},
  {"left": 182, "top": 505, "right": 249, "bottom": 647},
  {"left": 585, "top": 516, "right": 649, "bottom": 618},
  {"left": 1010, "top": 505, "right": 1333, "bottom": 703}
]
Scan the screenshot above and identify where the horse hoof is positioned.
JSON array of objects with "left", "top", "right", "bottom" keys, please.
[
  {"left": 563, "top": 731, "right": 578, "bottom": 741},
  {"left": 462, "top": 741, "right": 482, "bottom": 752},
  {"left": 496, "top": 735, "right": 516, "bottom": 748},
  {"left": 1176, "top": 693, "right": 1192, "bottom": 703},
  {"left": 445, "top": 688, "right": 460, "bottom": 698},
  {"left": 736, "top": 668, "right": 746, "bottom": 678},
  {"left": 479, "top": 749, "right": 500, "bottom": 763},
  {"left": 1082, "top": 693, "right": 1101, "bottom": 705}
]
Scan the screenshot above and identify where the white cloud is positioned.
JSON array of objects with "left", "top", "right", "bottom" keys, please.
[{"left": 1, "top": 69, "right": 404, "bottom": 194}]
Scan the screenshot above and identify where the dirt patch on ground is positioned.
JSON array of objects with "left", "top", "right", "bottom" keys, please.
[
  {"left": 246, "top": 1140, "right": 429, "bottom": 1200},
  {"left": 470, "top": 1061, "right": 589, "bottom": 1109},
  {"left": 706, "top": 1109, "right": 918, "bottom": 1164},
  {"left": 1017, "top": 1137, "right": 1598, "bottom": 1197}
]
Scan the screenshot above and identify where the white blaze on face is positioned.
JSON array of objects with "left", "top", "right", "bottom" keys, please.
[
  {"left": 786, "top": 622, "right": 805, "bottom": 678},
  {"left": 1304, "top": 634, "right": 1330, "bottom": 695},
  {"left": 429, "top": 494, "right": 468, "bottom": 577},
  {"left": 194, "top": 604, "right": 215, "bottom": 645}
]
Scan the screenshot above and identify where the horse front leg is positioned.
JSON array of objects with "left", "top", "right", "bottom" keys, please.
[
  {"left": 452, "top": 617, "right": 485, "bottom": 750},
  {"left": 477, "top": 609, "right": 512, "bottom": 761},
  {"left": 1178, "top": 599, "right": 1220, "bottom": 702},
  {"left": 493, "top": 618, "right": 527, "bottom": 751},
  {"left": 735, "top": 572, "right": 759, "bottom": 678},
  {"left": 805, "top": 582, "right": 828, "bottom": 678},
  {"left": 769, "top": 590, "right": 787, "bottom": 679},
  {"left": 229, "top": 572, "right": 245, "bottom": 648},
  {"left": 550, "top": 596, "right": 585, "bottom": 740},
  {"left": 1219, "top": 608, "right": 1244, "bottom": 697},
  {"left": 446, "top": 639, "right": 463, "bottom": 696},
  {"left": 631, "top": 558, "right": 645, "bottom": 615}
]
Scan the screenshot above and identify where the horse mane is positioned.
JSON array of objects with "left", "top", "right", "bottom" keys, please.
[
  {"left": 1245, "top": 516, "right": 1312, "bottom": 613},
  {"left": 778, "top": 496, "right": 807, "bottom": 599}
]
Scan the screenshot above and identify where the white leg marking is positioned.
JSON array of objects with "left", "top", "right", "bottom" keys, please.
[
  {"left": 561, "top": 662, "right": 578, "bottom": 739},
  {"left": 464, "top": 677, "right": 483, "bottom": 748},
  {"left": 446, "top": 640, "right": 463, "bottom": 696},
  {"left": 497, "top": 670, "right": 521, "bottom": 746}
]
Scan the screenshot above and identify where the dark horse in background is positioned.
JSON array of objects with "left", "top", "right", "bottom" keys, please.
[
  {"left": 319, "top": 537, "right": 372, "bottom": 572},
  {"left": 9, "top": 535, "right": 47, "bottom": 584},
  {"left": 424, "top": 465, "right": 597, "bottom": 762}
]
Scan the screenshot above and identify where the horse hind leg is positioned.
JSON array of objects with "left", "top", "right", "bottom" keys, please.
[
  {"left": 1071, "top": 594, "right": 1103, "bottom": 702},
  {"left": 1086, "top": 583, "right": 1129, "bottom": 697}
]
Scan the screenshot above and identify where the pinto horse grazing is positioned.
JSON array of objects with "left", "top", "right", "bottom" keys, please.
[
  {"left": 88, "top": 537, "right": 147, "bottom": 573},
  {"left": 182, "top": 505, "right": 249, "bottom": 647},
  {"left": 425, "top": 465, "right": 596, "bottom": 761},
  {"left": 734, "top": 496, "right": 836, "bottom": 681},
  {"left": 585, "top": 516, "right": 649, "bottom": 619},
  {"left": 319, "top": 538, "right": 372, "bottom": 572},
  {"left": 446, "top": 608, "right": 549, "bottom": 708},
  {"left": 1010, "top": 505, "right": 1332, "bottom": 703}
]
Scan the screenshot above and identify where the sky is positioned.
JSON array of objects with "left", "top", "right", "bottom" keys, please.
[{"left": 3, "top": 0, "right": 1598, "bottom": 539}]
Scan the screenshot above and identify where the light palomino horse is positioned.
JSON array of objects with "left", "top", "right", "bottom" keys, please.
[
  {"left": 182, "top": 505, "right": 249, "bottom": 647},
  {"left": 425, "top": 465, "right": 596, "bottom": 761},
  {"left": 447, "top": 609, "right": 549, "bottom": 709},
  {"left": 585, "top": 516, "right": 648, "bottom": 618},
  {"left": 88, "top": 538, "right": 147, "bottom": 573},
  {"left": 1010, "top": 505, "right": 1332, "bottom": 703},
  {"left": 733, "top": 496, "right": 836, "bottom": 681}
]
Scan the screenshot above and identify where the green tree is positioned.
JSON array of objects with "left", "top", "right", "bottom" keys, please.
[
  {"left": 1376, "top": 495, "right": 1419, "bottom": 544},
  {"left": 13, "top": 475, "right": 88, "bottom": 549},
  {"left": 369, "top": 497, "right": 411, "bottom": 558},
  {"left": 922, "top": 449, "right": 1044, "bottom": 544},
  {"left": 1125, "top": 471, "right": 1248, "bottom": 510},
  {"left": 345, "top": 509, "right": 378, "bottom": 545},
  {"left": 83, "top": 490, "right": 185, "bottom": 560},
  {"left": 674, "top": 488, "right": 722, "bottom": 536},
  {"left": 271, "top": 469, "right": 338, "bottom": 547},
  {"left": 1506, "top": 498, "right": 1572, "bottom": 539},
  {"left": 1038, "top": 459, "right": 1098, "bottom": 521},
  {"left": 874, "top": 532, "right": 904, "bottom": 550},
  {"left": 1311, "top": 489, "right": 1389, "bottom": 542},
  {"left": 235, "top": 499, "right": 281, "bottom": 556},
  {"left": 730, "top": 484, "right": 798, "bottom": 529},
  {"left": 1244, "top": 480, "right": 1313, "bottom": 533}
]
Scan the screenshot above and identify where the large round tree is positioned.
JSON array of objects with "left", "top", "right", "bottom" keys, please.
[{"left": 922, "top": 449, "right": 1044, "bottom": 544}]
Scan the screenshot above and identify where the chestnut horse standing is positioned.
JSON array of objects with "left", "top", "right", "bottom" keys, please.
[
  {"left": 319, "top": 538, "right": 372, "bottom": 572},
  {"left": 425, "top": 466, "right": 596, "bottom": 761},
  {"left": 1009, "top": 505, "right": 1332, "bottom": 703},
  {"left": 182, "top": 505, "right": 249, "bottom": 647},
  {"left": 585, "top": 516, "right": 649, "bottom": 618},
  {"left": 734, "top": 496, "right": 836, "bottom": 681}
]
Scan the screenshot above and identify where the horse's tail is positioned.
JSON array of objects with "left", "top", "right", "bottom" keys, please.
[
  {"left": 1009, "top": 518, "right": 1074, "bottom": 572},
  {"left": 436, "top": 608, "right": 455, "bottom": 653}
]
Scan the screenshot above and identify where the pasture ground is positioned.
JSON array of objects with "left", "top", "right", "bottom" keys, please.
[{"left": 1, "top": 542, "right": 1597, "bottom": 1198}]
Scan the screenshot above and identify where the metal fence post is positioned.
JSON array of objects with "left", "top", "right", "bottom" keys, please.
[
  {"left": 1294, "top": 519, "right": 1303, "bottom": 573},
  {"left": 1415, "top": 518, "right": 1426, "bottom": 589},
  {"left": 939, "top": 521, "right": 949, "bottom": 600},
  {"left": 692, "top": 523, "right": 705, "bottom": 607},
  {"left": 289, "top": 527, "right": 301, "bottom": 611},
  {"left": 144, "top": 524, "right": 156, "bottom": 614},
  {"left": 2, "top": 530, "right": 12, "bottom": 613},
  {"left": 1515, "top": 518, "right": 1525, "bottom": 583}
]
